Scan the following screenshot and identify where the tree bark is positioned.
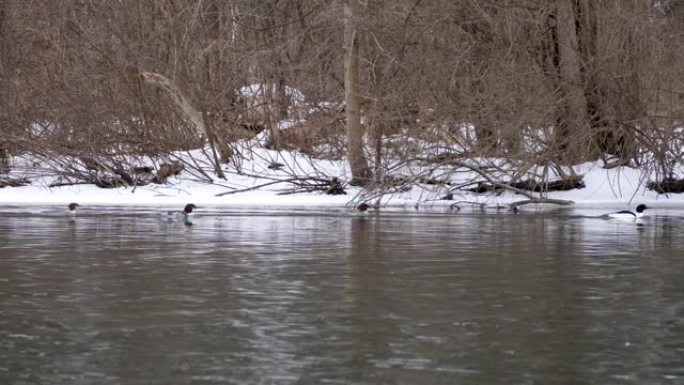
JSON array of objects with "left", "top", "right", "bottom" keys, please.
[
  {"left": 554, "top": 0, "right": 590, "bottom": 164},
  {"left": 613, "top": 1, "right": 646, "bottom": 161},
  {"left": 0, "top": 0, "right": 14, "bottom": 173},
  {"left": 343, "top": 0, "right": 372, "bottom": 186}
]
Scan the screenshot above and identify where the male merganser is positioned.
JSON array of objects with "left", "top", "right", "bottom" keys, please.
[
  {"left": 68, "top": 202, "right": 80, "bottom": 215},
  {"left": 607, "top": 204, "right": 649, "bottom": 220},
  {"left": 164, "top": 203, "right": 197, "bottom": 226}
]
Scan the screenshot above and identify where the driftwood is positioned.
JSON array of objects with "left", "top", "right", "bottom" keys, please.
[
  {"left": 324, "top": 177, "right": 346, "bottom": 195},
  {"left": 154, "top": 161, "right": 184, "bottom": 184},
  {"left": 510, "top": 176, "right": 585, "bottom": 192},
  {"left": 216, "top": 176, "right": 346, "bottom": 197},
  {"left": 215, "top": 178, "right": 299, "bottom": 196},
  {"left": 0, "top": 177, "right": 30, "bottom": 188},
  {"left": 277, "top": 177, "right": 347, "bottom": 195},
  {"left": 93, "top": 176, "right": 127, "bottom": 189},
  {"left": 647, "top": 178, "right": 684, "bottom": 194},
  {"left": 267, "top": 162, "right": 285, "bottom": 170},
  {"left": 466, "top": 176, "right": 585, "bottom": 193},
  {"left": 48, "top": 181, "right": 92, "bottom": 188},
  {"left": 412, "top": 156, "right": 579, "bottom": 202},
  {"left": 449, "top": 197, "right": 574, "bottom": 212},
  {"left": 132, "top": 166, "right": 154, "bottom": 174},
  {"left": 92, "top": 167, "right": 156, "bottom": 188},
  {"left": 509, "top": 198, "right": 574, "bottom": 208},
  {"left": 48, "top": 158, "right": 162, "bottom": 189}
]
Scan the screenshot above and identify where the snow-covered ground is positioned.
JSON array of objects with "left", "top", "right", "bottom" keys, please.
[{"left": 0, "top": 139, "right": 682, "bottom": 213}]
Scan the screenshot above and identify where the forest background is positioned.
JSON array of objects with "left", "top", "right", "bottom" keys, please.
[{"left": 1, "top": 0, "right": 684, "bottom": 205}]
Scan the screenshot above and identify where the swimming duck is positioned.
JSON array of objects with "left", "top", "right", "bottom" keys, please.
[
  {"left": 164, "top": 203, "right": 197, "bottom": 226},
  {"left": 607, "top": 204, "right": 649, "bottom": 220},
  {"left": 68, "top": 202, "right": 80, "bottom": 215}
]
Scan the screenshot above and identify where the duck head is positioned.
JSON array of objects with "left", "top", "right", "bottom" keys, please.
[
  {"left": 635, "top": 204, "right": 649, "bottom": 213},
  {"left": 357, "top": 203, "right": 370, "bottom": 212},
  {"left": 184, "top": 203, "right": 197, "bottom": 214}
]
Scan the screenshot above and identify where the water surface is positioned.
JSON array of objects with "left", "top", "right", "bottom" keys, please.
[{"left": 1, "top": 206, "right": 683, "bottom": 384}]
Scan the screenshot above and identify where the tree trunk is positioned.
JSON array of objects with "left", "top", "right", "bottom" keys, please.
[
  {"left": 575, "top": 0, "right": 631, "bottom": 160},
  {"left": 575, "top": 0, "right": 603, "bottom": 131},
  {"left": 554, "top": 0, "right": 590, "bottom": 164},
  {"left": 0, "top": 0, "right": 14, "bottom": 173},
  {"left": 613, "top": 2, "right": 646, "bottom": 161},
  {"left": 343, "top": 0, "right": 372, "bottom": 186}
]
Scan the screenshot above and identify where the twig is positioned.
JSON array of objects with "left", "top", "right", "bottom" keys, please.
[{"left": 215, "top": 178, "right": 300, "bottom": 196}]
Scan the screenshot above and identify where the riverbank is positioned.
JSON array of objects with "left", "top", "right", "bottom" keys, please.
[{"left": 0, "top": 147, "right": 682, "bottom": 211}]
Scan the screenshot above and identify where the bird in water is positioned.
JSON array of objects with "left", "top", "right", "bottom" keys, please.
[
  {"left": 164, "top": 203, "right": 197, "bottom": 226},
  {"left": 68, "top": 202, "right": 80, "bottom": 215},
  {"left": 606, "top": 204, "right": 649, "bottom": 220},
  {"left": 357, "top": 203, "right": 371, "bottom": 213}
]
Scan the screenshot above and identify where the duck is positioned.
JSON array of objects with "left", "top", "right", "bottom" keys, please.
[
  {"left": 606, "top": 204, "right": 649, "bottom": 220},
  {"left": 164, "top": 203, "right": 197, "bottom": 226},
  {"left": 68, "top": 202, "right": 80, "bottom": 215}
]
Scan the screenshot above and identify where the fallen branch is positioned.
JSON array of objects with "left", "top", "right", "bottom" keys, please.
[
  {"left": 48, "top": 181, "right": 94, "bottom": 188},
  {"left": 0, "top": 177, "right": 31, "bottom": 188},
  {"left": 215, "top": 178, "right": 300, "bottom": 196},
  {"left": 140, "top": 71, "right": 227, "bottom": 179},
  {"left": 448, "top": 197, "right": 574, "bottom": 212},
  {"left": 647, "top": 178, "right": 684, "bottom": 194},
  {"left": 509, "top": 198, "right": 574, "bottom": 208},
  {"left": 466, "top": 177, "right": 585, "bottom": 194},
  {"left": 216, "top": 176, "right": 347, "bottom": 196},
  {"left": 406, "top": 156, "right": 524, "bottom": 196},
  {"left": 277, "top": 177, "right": 347, "bottom": 195}
]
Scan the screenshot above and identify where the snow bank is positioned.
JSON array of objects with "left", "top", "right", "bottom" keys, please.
[{"left": 0, "top": 145, "right": 683, "bottom": 211}]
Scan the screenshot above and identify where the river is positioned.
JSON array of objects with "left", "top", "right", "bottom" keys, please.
[{"left": 0, "top": 206, "right": 683, "bottom": 384}]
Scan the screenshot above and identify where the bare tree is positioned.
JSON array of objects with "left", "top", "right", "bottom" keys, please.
[
  {"left": 140, "top": 71, "right": 227, "bottom": 179},
  {"left": 554, "top": 0, "right": 591, "bottom": 164},
  {"left": 343, "top": 0, "right": 372, "bottom": 186},
  {"left": 1, "top": 0, "right": 683, "bottom": 194},
  {"left": 0, "top": 0, "right": 15, "bottom": 172}
]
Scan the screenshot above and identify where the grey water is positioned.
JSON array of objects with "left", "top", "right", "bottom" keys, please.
[{"left": 1, "top": 206, "right": 683, "bottom": 385}]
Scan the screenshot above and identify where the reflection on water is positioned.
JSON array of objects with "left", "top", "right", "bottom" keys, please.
[{"left": 1, "top": 207, "right": 684, "bottom": 384}]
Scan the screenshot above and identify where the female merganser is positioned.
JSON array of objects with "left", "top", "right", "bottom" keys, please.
[
  {"left": 607, "top": 204, "right": 649, "bottom": 220},
  {"left": 68, "top": 202, "right": 80, "bottom": 215},
  {"left": 164, "top": 203, "right": 197, "bottom": 226}
]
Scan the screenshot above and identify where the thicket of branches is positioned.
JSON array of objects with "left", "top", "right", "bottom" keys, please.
[{"left": 1, "top": 0, "right": 684, "bottom": 191}]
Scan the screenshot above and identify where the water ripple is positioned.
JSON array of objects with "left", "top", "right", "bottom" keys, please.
[{"left": 0, "top": 208, "right": 683, "bottom": 384}]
